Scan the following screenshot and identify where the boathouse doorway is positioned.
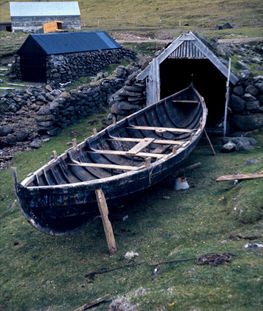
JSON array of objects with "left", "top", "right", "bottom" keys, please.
[{"left": 160, "top": 58, "right": 227, "bottom": 127}]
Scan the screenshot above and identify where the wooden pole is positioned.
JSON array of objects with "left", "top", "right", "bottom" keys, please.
[
  {"left": 223, "top": 58, "right": 231, "bottom": 137},
  {"left": 95, "top": 189, "right": 117, "bottom": 255},
  {"left": 204, "top": 129, "right": 216, "bottom": 156}
]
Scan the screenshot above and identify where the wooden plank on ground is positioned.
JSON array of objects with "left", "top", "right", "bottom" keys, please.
[
  {"left": 127, "top": 137, "right": 155, "bottom": 155},
  {"left": 216, "top": 173, "right": 263, "bottom": 182},
  {"left": 128, "top": 125, "right": 193, "bottom": 133},
  {"left": 70, "top": 159, "right": 142, "bottom": 171},
  {"left": 95, "top": 189, "right": 117, "bottom": 255}
]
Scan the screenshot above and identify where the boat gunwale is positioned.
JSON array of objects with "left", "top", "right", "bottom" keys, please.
[{"left": 19, "top": 85, "right": 207, "bottom": 190}]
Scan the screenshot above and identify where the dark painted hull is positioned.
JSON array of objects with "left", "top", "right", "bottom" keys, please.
[{"left": 15, "top": 85, "right": 207, "bottom": 234}]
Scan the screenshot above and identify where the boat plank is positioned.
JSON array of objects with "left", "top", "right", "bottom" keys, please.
[
  {"left": 128, "top": 125, "right": 194, "bottom": 133},
  {"left": 109, "top": 137, "right": 184, "bottom": 145},
  {"left": 172, "top": 100, "right": 199, "bottom": 103},
  {"left": 127, "top": 138, "right": 155, "bottom": 155},
  {"left": 70, "top": 160, "right": 143, "bottom": 171},
  {"left": 90, "top": 149, "right": 163, "bottom": 159}
]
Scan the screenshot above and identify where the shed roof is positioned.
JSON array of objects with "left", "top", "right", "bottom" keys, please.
[
  {"left": 137, "top": 32, "right": 238, "bottom": 84},
  {"left": 10, "top": 1, "right": 80, "bottom": 17},
  {"left": 18, "top": 31, "right": 121, "bottom": 55}
]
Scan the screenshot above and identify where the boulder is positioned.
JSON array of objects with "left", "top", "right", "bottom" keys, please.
[
  {"left": 230, "top": 95, "right": 245, "bottom": 113},
  {"left": 243, "top": 93, "right": 257, "bottom": 102},
  {"left": 232, "top": 113, "right": 263, "bottom": 131},
  {"left": 15, "top": 130, "right": 29, "bottom": 142},
  {"left": 245, "top": 100, "right": 260, "bottom": 111},
  {"left": 223, "top": 137, "right": 257, "bottom": 151},
  {"left": 233, "top": 85, "right": 244, "bottom": 96},
  {"left": 30, "top": 139, "right": 42, "bottom": 149},
  {"left": 0, "top": 125, "right": 13, "bottom": 137},
  {"left": 255, "top": 82, "right": 263, "bottom": 93},
  {"left": 245, "top": 85, "right": 259, "bottom": 97}
]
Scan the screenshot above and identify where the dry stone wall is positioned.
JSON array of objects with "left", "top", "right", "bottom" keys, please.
[
  {"left": 230, "top": 76, "right": 263, "bottom": 131},
  {"left": 11, "top": 48, "right": 136, "bottom": 85},
  {"left": 0, "top": 65, "right": 132, "bottom": 157},
  {"left": 108, "top": 70, "right": 146, "bottom": 121},
  {"left": 47, "top": 48, "right": 136, "bottom": 85}
]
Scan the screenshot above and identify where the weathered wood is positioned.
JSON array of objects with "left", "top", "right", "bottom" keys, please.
[
  {"left": 109, "top": 136, "right": 184, "bottom": 145},
  {"left": 216, "top": 173, "right": 263, "bottom": 182},
  {"left": 72, "top": 138, "right": 77, "bottom": 148},
  {"left": 223, "top": 58, "right": 231, "bottom": 137},
  {"left": 15, "top": 84, "right": 207, "bottom": 235},
  {"left": 146, "top": 57, "right": 160, "bottom": 106},
  {"left": 95, "top": 189, "right": 117, "bottom": 255},
  {"left": 204, "top": 129, "right": 216, "bottom": 156},
  {"left": 70, "top": 160, "right": 142, "bottom": 171},
  {"left": 73, "top": 294, "right": 111, "bottom": 311},
  {"left": 172, "top": 100, "right": 198, "bottom": 104},
  {"left": 127, "top": 138, "right": 155, "bottom": 155},
  {"left": 90, "top": 149, "right": 164, "bottom": 159},
  {"left": 129, "top": 125, "right": 193, "bottom": 133},
  {"left": 144, "top": 157, "right": 151, "bottom": 168}
]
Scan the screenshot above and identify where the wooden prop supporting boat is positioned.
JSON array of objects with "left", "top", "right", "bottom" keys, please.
[{"left": 14, "top": 84, "right": 207, "bottom": 235}]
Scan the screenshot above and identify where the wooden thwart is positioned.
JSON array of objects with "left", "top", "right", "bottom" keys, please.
[
  {"left": 95, "top": 189, "right": 117, "bottom": 255},
  {"left": 128, "top": 125, "right": 194, "bottom": 133},
  {"left": 127, "top": 137, "right": 154, "bottom": 155},
  {"left": 216, "top": 173, "right": 263, "bottom": 182},
  {"left": 90, "top": 149, "right": 164, "bottom": 159},
  {"left": 109, "top": 136, "right": 184, "bottom": 145},
  {"left": 172, "top": 100, "right": 198, "bottom": 104},
  {"left": 70, "top": 159, "right": 142, "bottom": 171}
]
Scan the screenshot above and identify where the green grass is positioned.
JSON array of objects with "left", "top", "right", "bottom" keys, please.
[
  {"left": 0, "top": 114, "right": 263, "bottom": 310},
  {"left": 0, "top": 0, "right": 262, "bottom": 35}
]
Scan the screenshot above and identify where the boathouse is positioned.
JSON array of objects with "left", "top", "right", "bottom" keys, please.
[
  {"left": 14, "top": 31, "right": 133, "bottom": 83},
  {"left": 137, "top": 32, "right": 238, "bottom": 127},
  {"left": 10, "top": 1, "right": 81, "bottom": 32}
]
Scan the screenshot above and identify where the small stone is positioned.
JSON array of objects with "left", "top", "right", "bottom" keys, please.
[
  {"left": 124, "top": 251, "right": 139, "bottom": 260},
  {"left": 221, "top": 141, "right": 237, "bottom": 153},
  {"left": 30, "top": 139, "right": 42, "bottom": 149},
  {"left": 0, "top": 125, "right": 13, "bottom": 137},
  {"left": 233, "top": 85, "right": 244, "bottom": 96},
  {"left": 245, "top": 85, "right": 259, "bottom": 97}
]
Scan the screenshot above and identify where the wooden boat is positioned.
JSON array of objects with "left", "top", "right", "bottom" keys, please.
[{"left": 15, "top": 84, "right": 207, "bottom": 235}]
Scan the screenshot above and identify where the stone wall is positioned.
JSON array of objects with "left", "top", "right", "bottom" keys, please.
[
  {"left": 46, "top": 48, "right": 136, "bottom": 85},
  {"left": 109, "top": 73, "right": 263, "bottom": 132},
  {"left": 0, "top": 65, "right": 132, "bottom": 156},
  {"left": 108, "top": 70, "right": 146, "bottom": 121},
  {"left": 230, "top": 76, "right": 263, "bottom": 131},
  {"left": 37, "top": 67, "right": 131, "bottom": 135},
  {"left": 11, "top": 48, "right": 136, "bottom": 84}
]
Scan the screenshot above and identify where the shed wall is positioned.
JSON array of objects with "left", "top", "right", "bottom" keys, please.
[{"left": 11, "top": 16, "right": 81, "bottom": 32}]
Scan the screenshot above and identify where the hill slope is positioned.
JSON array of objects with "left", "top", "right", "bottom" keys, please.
[{"left": 0, "top": 0, "right": 262, "bottom": 31}]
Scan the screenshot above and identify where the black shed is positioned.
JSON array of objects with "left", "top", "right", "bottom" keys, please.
[
  {"left": 137, "top": 32, "right": 238, "bottom": 127},
  {"left": 17, "top": 31, "right": 122, "bottom": 82}
]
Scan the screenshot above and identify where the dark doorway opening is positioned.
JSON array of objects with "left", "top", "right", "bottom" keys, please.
[
  {"left": 160, "top": 59, "right": 227, "bottom": 127},
  {"left": 20, "top": 55, "right": 47, "bottom": 82}
]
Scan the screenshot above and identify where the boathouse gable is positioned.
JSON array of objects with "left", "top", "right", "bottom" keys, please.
[{"left": 137, "top": 32, "right": 238, "bottom": 127}]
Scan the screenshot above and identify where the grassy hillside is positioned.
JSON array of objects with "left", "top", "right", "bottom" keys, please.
[
  {"left": 0, "top": 114, "right": 263, "bottom": 310},
  {"left": 0, "top": 0, "right": 262, "bottom": 32}
]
